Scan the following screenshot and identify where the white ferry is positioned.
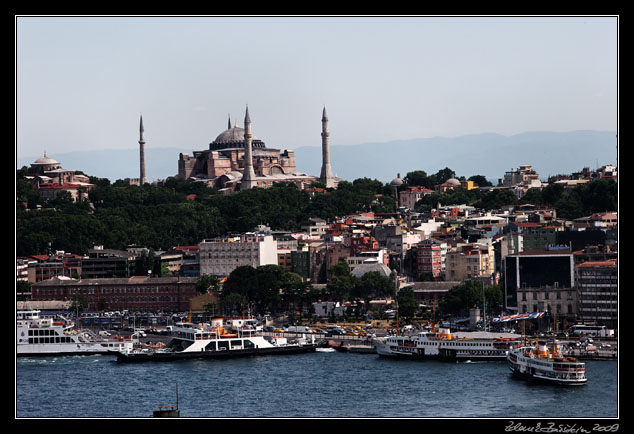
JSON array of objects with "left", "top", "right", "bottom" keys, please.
[
  {"left": 507, "top": 341, "right": 587, "bottom": 386},
  {"left": 116, "top": 317, "right": 317, "bottom": 363},
  {"left": 17, "top": 309, "right": 134, "bottom": 357},
  {"left": 373, "top": 327, "right": 518, "bottom": 361}
]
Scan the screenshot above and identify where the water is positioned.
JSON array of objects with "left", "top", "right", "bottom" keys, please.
[{"left": 16, "top": 352, "right": 618, "bottom": 418}]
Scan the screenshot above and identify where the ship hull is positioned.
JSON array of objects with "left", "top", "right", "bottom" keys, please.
[
  {"left": 116, "top": 344, "right": 317, "bottom": 363},
  {"left": 508, "top": 365, "right": 587, "bottom": 386},
  {"left": 374, "top": 339, "right": 507, "bottom": 361}
]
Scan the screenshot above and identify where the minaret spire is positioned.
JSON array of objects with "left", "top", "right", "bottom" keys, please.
[
  {"left": 320, "top": 106, "right": 335, "bottom": 188},
  {"left": 139, "top": 114, "right": 147, "bottom": 185},
  {"left": 241, "top": 105, "right": 257, "bottom": 189},
  {"left": 228, "top": 114, "right": 232, "bottom": 130}
]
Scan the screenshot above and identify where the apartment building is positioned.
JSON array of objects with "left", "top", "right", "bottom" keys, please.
[
  {"left": 575, "top": 260, "right": 617, "bottom": 330},
  {"left": 199, "top": 234, "right": 277, "bottom": 277},
  {"left": 445, "top": 244, "right": 494, "bottom": 282},
  {"left": 415, "top": 239, "right": 443, "bottom": 279}
]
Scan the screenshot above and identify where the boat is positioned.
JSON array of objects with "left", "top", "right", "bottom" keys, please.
[
  {"left": 17, "top": 309, "right": 134, "bottom": 357},
  {"left": 507, "top": 311, "right": 587, "bottom": 385},
  {"left": 115, "top": 318, "right": 317, "bottom": 363},
  {"left": 372, "top": 327, "right": 518, "bottom": 361},
  {"left": 332, "top": 341, "right": 376, "bottom": 354},
  {"left": 507, "top": 341, "right": 587, "bottom": 386}
]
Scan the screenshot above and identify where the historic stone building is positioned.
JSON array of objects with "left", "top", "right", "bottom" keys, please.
[
  {"left": 25, "top": 152, "right": 94, "bottom": 202},
  {"left": 177, "top": 106, "right": 337, "bottom": 193}
]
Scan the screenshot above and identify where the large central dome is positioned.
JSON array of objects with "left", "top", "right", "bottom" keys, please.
[{"left": 209, "top": 124, "right": 265, "bottom": 151}]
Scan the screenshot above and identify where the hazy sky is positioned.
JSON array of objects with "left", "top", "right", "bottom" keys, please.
[{"left": 16, "top": 16, "right": 618, "bottom": 160}]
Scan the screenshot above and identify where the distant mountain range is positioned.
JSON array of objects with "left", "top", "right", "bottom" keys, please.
[{"left": 17, "top": 130, "right": 617, "bottom": 184}]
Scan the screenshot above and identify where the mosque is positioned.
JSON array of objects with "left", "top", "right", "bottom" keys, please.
[
  {"left": 25, "top": 152, "right": 94, "bottom": 202},
  {"left": 175, "top": 106, "right": 337, "bottom": 193}
]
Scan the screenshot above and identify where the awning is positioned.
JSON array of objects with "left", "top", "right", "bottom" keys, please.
[{"left": 490, "top": 312, "right": 549, "bottom": 324}]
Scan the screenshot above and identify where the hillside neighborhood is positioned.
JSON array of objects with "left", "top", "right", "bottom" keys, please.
[{"left": 17, "top": 157, "right": 617, "bottom": 335}]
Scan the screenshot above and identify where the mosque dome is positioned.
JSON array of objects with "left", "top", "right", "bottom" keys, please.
[
  {"left": 214, "top": 125, "right": 257, "bottom": 143},
  {"left": 209, "top": 123, "right": 265, "bottom": 151},
  {"left": 32, "top": 152, "right": 60, "bottom": 166},
  {"left": 390, "top": 173, "right": 404, "bottom": 186},
  {"left": 446, "top": 177, "right": 461, "bottom": 186},
  {"left": 30, "top": 152, "right": 62, "bottom": 174}
]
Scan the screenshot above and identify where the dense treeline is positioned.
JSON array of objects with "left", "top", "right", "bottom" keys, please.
[
  {"left": 16, "top": 173, "right": 396, "bottom": 257},
  {"left": 16, "top": 167, "right": 617, "bottom": 257}
]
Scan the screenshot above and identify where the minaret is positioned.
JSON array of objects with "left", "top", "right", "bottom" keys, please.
[
  {"left": 241, "top": 105, "right": 257, "bottom": 189},
  {"left": 139, "top": 115, "right": 147, "bottom": 185},
  {"left": 320, "top": 106, "right": 335, "bottom": 188}
]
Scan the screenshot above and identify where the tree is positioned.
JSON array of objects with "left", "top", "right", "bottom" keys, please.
[
  {"left": 352, "top": 271, "right": 395, "bottom": 314},
  {"left": 196, "top": 274, "right": 220, "bottom": 295},
  {"left": 396, "top": 287, "right": 419, "bottom": 323},
  {"left": 468, "top": 175, "right": 492, "bottom": 187},
  {"left": 222, "top": 265, "right": 259, "bottom": 300},
  {"left": 440, "top": 280, "right": 504, "bottom": 319},
  {"left": 404, "top": 170, "right": 431, "bottom": 188},
  {"left": 439, "top": 280, "right": 483, "bottom": 317}
]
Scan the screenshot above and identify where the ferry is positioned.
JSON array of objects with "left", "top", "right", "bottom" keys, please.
[
  {"left": 17, "top": 309, "right": 134, "bottom": 357},
  {"left": 507, "top": 341, "right": 587, "bottom": 386},
  {"left": 115, "top": 317, "right": 317, "bottom": 363},
  {"left": 373, "top": 327, "right": 518, "bottom": 361}
]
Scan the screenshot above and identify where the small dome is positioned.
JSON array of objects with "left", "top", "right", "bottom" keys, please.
[
  {"left": 32, "top": 152, "right": 60, "bottom": 166},
  {"left": 446, "top": 178, "right": 461, "bottom": 186},
  {"left": 390, "top": 173, "right": 404, "bottom": 186}
]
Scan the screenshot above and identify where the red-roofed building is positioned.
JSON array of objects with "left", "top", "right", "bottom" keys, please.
[
  {"left": 26, "top": 252, "right": 83, "bottom": 283},
  {"left": 37, "top": 182, "right": 94, "bottom": 202},
  {"left": 399, "top": 186, "right": 434, "bottom": 210}
]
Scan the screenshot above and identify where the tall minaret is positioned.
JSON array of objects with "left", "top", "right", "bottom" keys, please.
[
  {"left": 139, "top": 115, "right": 147, "bottom": 185},
  {"left": 241, "top": 105, "right": 257, "bottom": 189},
  {"left": 320, "top": 106, "right": 335, "bottom": 188}
]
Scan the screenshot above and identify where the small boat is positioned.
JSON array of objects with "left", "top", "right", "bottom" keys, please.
[
  {"left": 17, "top": 309, "right": 134, "bottom": 357},
  {"left": 333, "top": 341, "right": 376, "bottom": 354},
  {"left": 116, "top": 318, "right": 317, "bottom": 363}
]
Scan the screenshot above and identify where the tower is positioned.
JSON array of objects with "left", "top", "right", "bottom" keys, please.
[
  {"left": 139, "top": 115, "right": 147, "bottom": 185},
  {"left": 240, "top": 105, "right": 257, "bottom": 189},
  {"left": 320, "top": 107, "right": 335, "bottom": 188}
]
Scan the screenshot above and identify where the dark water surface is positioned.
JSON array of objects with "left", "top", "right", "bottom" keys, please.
[{"left": 16, "top": 351, "right": 618, "bottom": 418}]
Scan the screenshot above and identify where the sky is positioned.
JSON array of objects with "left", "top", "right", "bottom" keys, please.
[{"left": 16, "top": 16, "right": 618, "bottom": 161}]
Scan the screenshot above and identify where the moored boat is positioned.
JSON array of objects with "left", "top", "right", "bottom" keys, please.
[
  {"left": 115, "top": 318, "right": 317, "bottom": 363},
  {"left": 17, "top": 309, "right": 134, "bottom": 357},
  {"left": 332, "top": 341, "right": 376, "bottom": 354},
  {"left": 373, "top": 327, "right": 518, "bottom": 361}
]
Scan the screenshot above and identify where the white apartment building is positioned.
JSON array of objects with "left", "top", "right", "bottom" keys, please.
[{"left": 199, "top": 234, "right": 278, "bottom": 277}]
